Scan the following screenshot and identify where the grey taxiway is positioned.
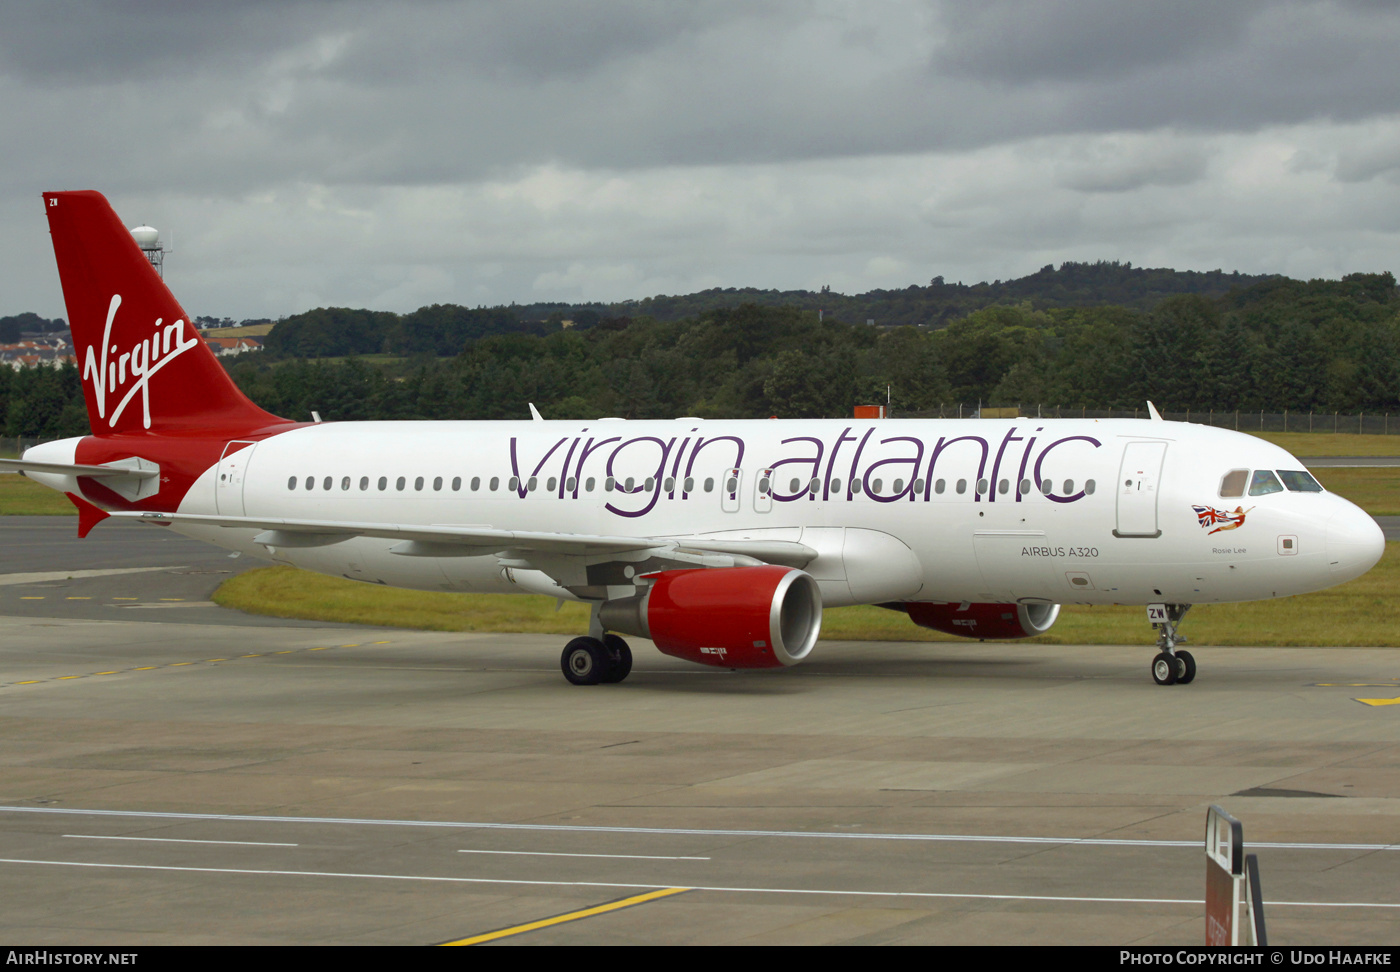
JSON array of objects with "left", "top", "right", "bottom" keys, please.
[{"left": 0, "top": 515, "right": 1397, "bottom": 945}]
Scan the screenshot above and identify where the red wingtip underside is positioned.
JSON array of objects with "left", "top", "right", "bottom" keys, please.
[{"left": 65, "top": 492, "right": 110, "bottom": 538}]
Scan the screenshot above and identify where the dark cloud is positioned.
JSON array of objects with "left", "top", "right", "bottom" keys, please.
[{"left": 1, "top": 1, "right": 1399, "bottom": 318}]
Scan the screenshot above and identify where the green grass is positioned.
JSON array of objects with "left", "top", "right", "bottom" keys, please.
[
  {"left": 1312, "top": 468, "right": 1400, "bottom": 516},
  {"left": 1249, "top": 432, "right": 1400, "bottom": 456},
  {"left": 213, "top": 567, "right": 595, "bottom": 633},
  {"left": 0, "top": 475, "right": 77, "bottom": 515},
  {"left": 214, "top": 543, "right": 1400, "bottom": 647}
]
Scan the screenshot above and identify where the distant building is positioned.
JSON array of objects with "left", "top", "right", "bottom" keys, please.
[
  {"left": 0, "top": 343, "right": 78, "bottom": 370},
  {"left": 202, "top": 336, "right": 263, "bottom": 356}
]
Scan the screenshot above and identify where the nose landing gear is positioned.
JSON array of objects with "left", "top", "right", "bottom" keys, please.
[{"left": 1148, "top": 603, "right": 1195, "bottom": 685}]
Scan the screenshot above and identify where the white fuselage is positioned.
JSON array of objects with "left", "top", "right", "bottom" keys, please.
[{"left": 33, "top": 416, "right": 1381, "bottom": 609}]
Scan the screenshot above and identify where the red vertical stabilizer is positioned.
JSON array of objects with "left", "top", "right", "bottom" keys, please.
[{"left": 43, "top": 191, "right": 286, "bottom": 437}]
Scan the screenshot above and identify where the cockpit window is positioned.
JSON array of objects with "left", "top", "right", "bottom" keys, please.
[
  {"left": 1277, "top": 469, "right": 1324, "bottom": 493},
  {"left": 1220, "top": 469, "right": 1248, "bottom": 497},
  {"left": 1248, "top": 469, "right": 1284, "bottom": 496}
]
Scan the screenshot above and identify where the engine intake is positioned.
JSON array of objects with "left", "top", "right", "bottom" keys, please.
[
  {"left": 599, "top": 565, "right": 822, "bottom": 669},
  {"left": 899, "top": 601, "right": 1060, "bottom": 639}
]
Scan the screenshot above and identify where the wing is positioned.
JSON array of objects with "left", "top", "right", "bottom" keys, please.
[{"left": 109, "top": 510, "right": 818, "bottom": 595}]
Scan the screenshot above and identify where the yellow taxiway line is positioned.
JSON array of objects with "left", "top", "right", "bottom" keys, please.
[{"left": 440, "top": 887, "right": 689, "bottom": 946}]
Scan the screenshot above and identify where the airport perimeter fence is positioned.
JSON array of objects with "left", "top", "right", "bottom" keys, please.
[
  {"left": 0, "top": 437, "right": 47, "bottom": 458},
  {"left": 895, "top": 406, "right": 1399, "bottom": 435},
  {"left": 0, "top": 411, "right": 1396, "bottom": 454}
]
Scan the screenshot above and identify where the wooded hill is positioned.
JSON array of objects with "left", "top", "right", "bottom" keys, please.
[{"left": 263, "top": 260, "right": 1276, "bottom": 357}]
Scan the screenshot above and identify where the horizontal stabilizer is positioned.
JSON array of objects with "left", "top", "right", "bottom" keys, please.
[{"left": 0, "top": 458, "right": 158, "bottom": 479}]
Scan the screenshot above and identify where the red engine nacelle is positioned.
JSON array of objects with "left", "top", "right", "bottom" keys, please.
[
  {"left": 598, "top": 565, "right": 822, "bottom": 669},
  {"left": 901, "top": 601, "right": 1060, "bottom": 639}
]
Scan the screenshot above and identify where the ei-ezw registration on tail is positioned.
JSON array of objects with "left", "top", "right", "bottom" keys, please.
[{"left": 6, "top": 191, "right": 1385, "bottom": 686}]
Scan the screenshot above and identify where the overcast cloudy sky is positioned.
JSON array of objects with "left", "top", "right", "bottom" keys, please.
[{"left": 3, "top": 0, "right": 1400, "bottom": 320}]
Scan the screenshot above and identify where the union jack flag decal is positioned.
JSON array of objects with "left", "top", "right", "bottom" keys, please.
[{"left": 1193, "top": 504, "right": 1252, "bottom": 534}]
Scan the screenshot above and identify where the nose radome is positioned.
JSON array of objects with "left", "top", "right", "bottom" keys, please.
[{"left": 1325, "top": 508, "right": 1386, "bottom": 580}]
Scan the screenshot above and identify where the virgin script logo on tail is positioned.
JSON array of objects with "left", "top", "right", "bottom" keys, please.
[{"left": 82, "top": 294, "right": 200, "bottom": 430}]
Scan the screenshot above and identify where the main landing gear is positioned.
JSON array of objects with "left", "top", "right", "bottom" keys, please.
[
  {"left": 560, "top": 633, "right": 633, "bottom": 685},
  {"left": 1148, "top": 603, "right": 1195, "bottom": 686}
]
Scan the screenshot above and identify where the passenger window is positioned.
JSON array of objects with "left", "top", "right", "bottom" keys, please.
[
  {"left": 509, "top": 476, "right": 520, "bottom": 491},
  {"left": 976, "top": 479, "right": 988, "bottom": 495},
  {"left": 1277, "top": 470, "right": 1323, "bottom": 492},
  {"left": 851, "top": 478, "right": 863, "bottom": 494},
  {"left": 305, "top": 476, "right": 314, "bottom": 490},
  {"left": 683, "top": 477, "right": 694, "bottom": 492},
  {"left": 341, "top": 477, "right": 350, "bottom": 490},
  {"left": 567, "top": 477, "right": 577, "bottom": 491},
  {"left": 396, "top": 476, "right": 406, "bottom": 491},
  {"left": 452, "top": 477, "right": 461, "bottom": 491},
  {"left": 287, "top": 476, "right": 296, "bottom": 490},
  {"left": 998, "top": 479, "right": 1009, "bottom": 494},
  {"left": 664, "top": 477, "right": 675, "bottom": 492},
  {"left": 1063, "top": 479, "right": 1074, "bottom": 494},
  {"left": 625, "top": 477, "right": 636, "bottom": 491},
  {"left": 359, "top": 476, "right": 369, "bottom": 491},
  {"left": 489, "top": 477, "right": 499, "bottom": 491},
  {"left": 605, "top": 477, "right": 615, "bottom": 492},
  {"left": 1040, "top": 479, "right": 1051, "bottom": 495},
  {"left": 935, "top": 478, "right": 946, "bottom": 494},
  {"left": 414, "top": 476, "right": 424, "bottom": 491},
  {"left": 1248, "top": 470, "right": 1284, "bottom": 496},
  {"left": 547, "top": 477, "right": 557, "bottom": 492},
  {"left": 892, "top": 478, "right": 904, "bottom": 494},
  {"left": 1220, "top": 469, "right": 1248, "bottom": 497},
  {"left": 585, "top": 477, "right": 595, "bottom": 492},
  {"left": 831, "top": 477, "right": 842, "bottom": 493},
  {"left": 789, "top": 478, "right": 799, "bottom": 492},
  {"left": 433, "top": 476, "right": 442, "bottom": 491},
  {"left": 1085, "top": 479, "right": 1096, "bottom": 495},
  {"left": 956, "top": 479, "right": 967, "bottom": 494},
  {"left": 378, "top": 476, "right": 387, "bottom": 491},
  {"left": 810, "top": 478, "right": 820, "bottom": 494},
  {"left": 703, "top": 477, "right": 715, "bottom": 492},
  {"left": 912, "top": 478, "right": 924, "bottom": 494},
  {"left": 527, "top": 477, "right": 537, "bottom": 492},
  {"left": 1019, "top": 479, "right": 1031, "bottom": 495},
  {"left": 323, "top": 476, "right": 332, "bottom": 491},
  {"left": 471, "top": 476, "right": 480, "bottom": 491}
]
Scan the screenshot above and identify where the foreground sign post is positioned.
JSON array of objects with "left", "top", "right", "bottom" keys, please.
[{"left": 1204, "top": 805, "right": 1267, "bottom": 946}]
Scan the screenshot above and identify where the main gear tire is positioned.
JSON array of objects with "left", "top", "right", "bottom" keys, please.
[
  {"left": 561, "top": 637, "right": 609, "bottom": 685},
  {"left": 601, "top": 634, "right": 633, "bottom": 683}
]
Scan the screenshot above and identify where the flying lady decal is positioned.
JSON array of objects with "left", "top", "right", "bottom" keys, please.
[{"left": 1193, "top": 504, "right": 1253, "bottom": 534}]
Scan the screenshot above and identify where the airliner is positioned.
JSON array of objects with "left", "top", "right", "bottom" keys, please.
[{"left": 5, "top": 191, "right": 1386, "bottom": 687}]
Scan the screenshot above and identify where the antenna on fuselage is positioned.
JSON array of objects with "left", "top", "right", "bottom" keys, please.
[{"left": 1146, "top": 401, "right": 1164, "bottom": 421}]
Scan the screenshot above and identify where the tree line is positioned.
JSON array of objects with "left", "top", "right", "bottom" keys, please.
[{"left": 2, "top": 270, "right": 1396, "bottom": 439}]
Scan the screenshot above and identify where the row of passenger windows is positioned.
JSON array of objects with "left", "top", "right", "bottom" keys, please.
[
  {"left": 759, "top": 476, "right": 1096, "bottom": 496},
  {"left": 286, "top": 472, "right": 1096, "bottom": 497},
  {"left": 288, "top": 474, "right": 718, "bottom": 494},
  {"left": 1219, "top": 468, "right": 1323, "bottom": 498}
]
